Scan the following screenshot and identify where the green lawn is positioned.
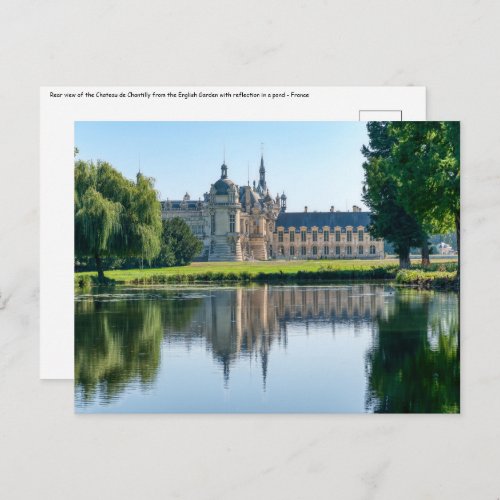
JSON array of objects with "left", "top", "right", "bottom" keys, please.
[{"left": 76, "top": 257, "right": 457, "bottom": 284}]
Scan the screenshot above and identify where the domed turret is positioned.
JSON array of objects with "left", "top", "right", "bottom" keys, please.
[
  {"left": 239, "top": 185, "right": 261, "bottom": 211},
  {"left": 208, "top": 161, "right": 243, "bottom": 262},
  {"left": 213, "top": 163, "right": 236, "bottom": 195},
  {"left": 280, "top": 192, "right": 287, "bottom": 212},
  {"left": 263, "top": 189, "right": 273, "bottom": 204}
]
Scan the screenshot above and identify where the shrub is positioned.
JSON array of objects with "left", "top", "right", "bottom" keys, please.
[
  {"left": 396, "top": 269, "right": 458, "bottom": 290},
  {"left": 75, "top": 274, "right": 92, "bottom": 289}
]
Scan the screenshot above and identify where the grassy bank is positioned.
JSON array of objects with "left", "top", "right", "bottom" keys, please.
[
  {"left": 75, "top": 258, "right": 458, "bottom": 289},
  {"left": 395, "top": 269, "right": 459, "bottom": 290}
]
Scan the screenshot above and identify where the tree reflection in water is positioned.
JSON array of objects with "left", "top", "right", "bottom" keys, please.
[
  {"left": 75, "top": 285, "right": 459, "bottom": 412},
  {"left": 75, "top": 289, "right": 202, "bottom": 405},
  {"left": 365, "top": 289, "right": 459, "bottom": 413}
]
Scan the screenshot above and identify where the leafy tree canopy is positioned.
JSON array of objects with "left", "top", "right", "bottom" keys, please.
[
  {"left": 361, "top": 122, "right": 460, "bottom": 267},
  {"left": 387, "top": 122, "right": 460, "bottom": 235},
  {"left": 154, "top": 217, "right": 203, "bottom": 267},
  {"left": 75, "top": 159, "right": 162, "bottom": 280},
  {"left": 361, "top": 123, "right": 424, "bottom": 267}
]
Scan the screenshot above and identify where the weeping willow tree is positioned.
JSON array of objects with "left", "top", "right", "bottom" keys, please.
[
  {"left": 126, "top": 172, "right": 163, "bottom": 262},
  {"left": 75, "top": 159, "right": 162, "bottom": 281}
]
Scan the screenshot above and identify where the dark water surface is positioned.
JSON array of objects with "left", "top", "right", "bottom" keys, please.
[{"left": 75, "top": 283, "right": 459, "bottom": 413}]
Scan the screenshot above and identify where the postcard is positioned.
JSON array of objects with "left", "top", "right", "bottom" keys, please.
[
  {"left": 41, "top": 86, "right": 426, "bottom": 384},
  {"left": 70, "top": 117, "right": 459, "bottom": 413}
]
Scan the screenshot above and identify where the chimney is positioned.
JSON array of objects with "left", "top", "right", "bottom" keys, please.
[
  {"left": 330, "top": 205, "right": 334, "bottom": 212},
  {"left": 304, "top": 206, "right": 308, "bottom": 213}
]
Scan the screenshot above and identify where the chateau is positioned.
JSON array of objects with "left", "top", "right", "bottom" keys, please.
[{"left": 161, "top": 156, "right": 384, "bottom": 261}]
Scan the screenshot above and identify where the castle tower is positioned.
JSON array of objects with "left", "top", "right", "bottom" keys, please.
[{"left": 208, "top": 163, "right": 243, "bottom": 262}]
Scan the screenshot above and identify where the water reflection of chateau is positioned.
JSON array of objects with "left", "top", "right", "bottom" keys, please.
[
  {"left": 170, "top": 285, "right": 387, "bottom": 385},
  {"left": 76, "top": 285, "right": 459, "bottom": 412}
]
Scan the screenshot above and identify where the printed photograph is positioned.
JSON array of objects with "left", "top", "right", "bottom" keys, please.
[{"left": 74, "top": 121, "right": 460, "bottom": 413}]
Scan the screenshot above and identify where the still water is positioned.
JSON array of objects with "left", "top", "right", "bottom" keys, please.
[{"left": 75, "top": 283, "right": 459, "bottom": 413}]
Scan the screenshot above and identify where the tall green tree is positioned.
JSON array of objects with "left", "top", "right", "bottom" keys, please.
[
  {"left": 75, "top": 160, "right": 162, "bottom": 280},
  {"left": 155, "top": 217, "right": 203, "bottom": 267},
  {"left": 387, "top": 122, "right": 460, "bottom": 265},
  {"left": 361, "top": 122, "right": 425, "bottom": 268}
]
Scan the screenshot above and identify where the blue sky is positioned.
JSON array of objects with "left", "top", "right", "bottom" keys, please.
[{"left": 75, "top": 121, "right": 370, "bottom": 212}]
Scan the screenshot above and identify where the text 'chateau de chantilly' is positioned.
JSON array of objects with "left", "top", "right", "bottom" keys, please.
[{"left": 161, "top": 155, "right": 384, "bottom": 261}]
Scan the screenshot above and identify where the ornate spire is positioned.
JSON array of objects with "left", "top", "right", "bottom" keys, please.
[
  {"left": 258, "top": 148, "right": 266, "bottom": 193},
  {"left": 280, "top": 191, "right": 287, "bottom": 212},
  {"left": 220, "top": 145, "right": 229, "bottom": 179},
  {"left": 221, "top": 162, "right": 228, "bottom": 179}
]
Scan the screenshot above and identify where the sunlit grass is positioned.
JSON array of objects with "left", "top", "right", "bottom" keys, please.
[{"left": 76, "top": 257, "right": 458, "bottom": 285}]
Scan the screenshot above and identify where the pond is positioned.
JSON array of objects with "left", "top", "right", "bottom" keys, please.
[{"left": 75, "top": 283, "right": 459, "bottom": 413}]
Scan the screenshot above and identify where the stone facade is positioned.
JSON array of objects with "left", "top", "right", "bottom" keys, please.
[
  {"left": 161, "top": 157, "right": 384, "bottom": 261},
  {"left": 272, "top": 206, "right": 384, "bottom": 260}
]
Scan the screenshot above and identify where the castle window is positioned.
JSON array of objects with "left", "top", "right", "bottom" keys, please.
[
  {"left": 211, "top": 214, "right": 215, "bottom": 235},
  {"left": 324, "top": 246, "right": 329, "bottom": 255},
  {"left": 347, "top": 231, "right": 352, "bottom": 242},
  {"left": 358, "top": 246, "right": 364, "bottom": 255},
  {"left": 290, "top": 246, "right": 295, "bottom": 256},
  {"left": 245, "top": 221, "right": 249, "bottom": 234},
  {"left": 324, "top": 231, "right": 329, "bottom": 242},
  {"left": 335, "top": 231, "right": 340, "bottom": 242},
  {"left": 347, "top": 246, "right": 352, "bottom": 255},
  {"left": 279, "top": 246, "right": 284, "bottom": 255},
  {"left": 278, "top": 231, "right": 284, "bottom": 242},
  {"left": 229, "top": 214, "right": 235, "bottom": 233},
  {"left": 301, "top": 230, "right": 307, "bottom": 242},
  {"left": 312, "top": 230, "right": 318, "bottom": 242},
  {"left": 358, "top": 230, "right": 364, "bottom": 242},
  {"left": 312, "top": 246, "right": 318, "bottom": 255},
  {"left": 290, "top": 230, "right": 295, "bottom": 242},
  {"left": 370, "top": 245, "right": 376, "bottom": 255},
  {"left": 301, "top": 246, "right": 307, "bottom": 256},
  {"left": 335, "top": 246, "right": 340, "bottom": 255}
]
